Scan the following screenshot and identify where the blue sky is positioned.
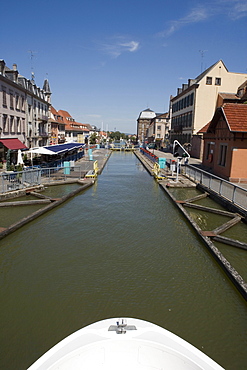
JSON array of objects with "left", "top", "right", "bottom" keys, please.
[{"left": 1, "top": 0, "right": 247, "bottom": 133}]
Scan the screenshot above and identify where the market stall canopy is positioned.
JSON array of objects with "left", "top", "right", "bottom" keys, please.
[
  {"left": 0, "top": 138, "right": 27, "bottom": 150},
  {"left": 46, "top": 142, "right": 84, "bottom": 154},
  {"left": 28, "top": 142, "right": 84, "bottom": 156},
  {"left": 27, "top": 147, "right": 56, "bottom": 155}
]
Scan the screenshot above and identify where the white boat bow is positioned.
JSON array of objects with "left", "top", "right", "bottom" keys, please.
[{"left": 28, "top": 317, "right": 224, "bottom": 369}]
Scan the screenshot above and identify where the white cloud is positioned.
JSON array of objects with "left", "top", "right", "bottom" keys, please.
[
  {"left": 158, "top": 1, "right": 247, "bottom": 37},
  {"left": 119, "top": 41, "right": 139, "bottom": 52},
  {"left": 100, "top": 37, "right": 140, "bottom": 58},
  {"left": 158, "top": 5, "right": 209, "bottom": 37},
  {"left": 231, "top": 1, "right": 247, "bottom": 19}
]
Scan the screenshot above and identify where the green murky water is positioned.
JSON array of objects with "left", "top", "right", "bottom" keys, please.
[{"left": 0, "top": 152, "right": 246, "bottom": 369}]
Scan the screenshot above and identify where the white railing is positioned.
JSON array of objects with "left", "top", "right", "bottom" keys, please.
[{"left": 184, "top": 165, "right": 247, "bottom": 211}]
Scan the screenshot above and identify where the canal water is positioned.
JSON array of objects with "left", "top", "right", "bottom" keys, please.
[{"left": 0, "top": 151, "right": 247, "bottom": 369}]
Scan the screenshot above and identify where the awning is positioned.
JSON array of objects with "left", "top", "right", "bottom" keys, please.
[
  {"left": 44, "top": 142, "right": 84, "bottom": 154},
  {"left": 27, "top": 142, "right": 84, "bottom": 156},
  {"left": 27, "top": 147, "right": 56, "bottom": 155},
  {"left": 0, "top": 139, "right": 27, "bottom": 150}
]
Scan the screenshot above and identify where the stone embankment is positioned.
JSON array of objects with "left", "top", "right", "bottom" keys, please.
[
  {"left": 0, "top": 149, "right": 111, "bottom": 239},
  {"left": 135, "top": 149, "right": 247, "bottom": 301}
]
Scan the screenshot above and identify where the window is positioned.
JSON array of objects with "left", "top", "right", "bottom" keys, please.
[
  {"left": 17, "top": 117, "right": 21, "bottom": 133},
  {"left": 16, "top": 94, "right": 20, "bottom": 110},
  {"left": 206, "top": 143, "right": 211, "bottom": 160},
  {"left": 157, "top": 125, "right": 161, "bottom": 130},
  {"left": 190, "top": 93, "right": 194, "bottom": 106},
  {"left": 21, "top": 95, "right": 25, "bottom": 111},
  {"left": 206, "top": 77, "right": 212, "bottom": 85},
  {"left": 218, "top": 144, "right": 227, "bottom": 166},
  {"left": 3, "top": 115, "right": 8, "bottom": 132},
  {"left": 2, "top": 86, "right": 7, "bottom": 107},
  {"left": 215, "top": 77, "right": 221, "bottom": 86},
  {"left": 9, "top": 90, "right": 14, "bottom": 109},
  {"left": 10, "top": 116, "right": 15, "bottom": 133}
]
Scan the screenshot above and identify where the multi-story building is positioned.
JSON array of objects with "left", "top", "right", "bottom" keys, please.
[
  {"left": 58, "top": 110, "right": 90, "bottom": 143},
  {"left": 49, "top": 106, "right": 66, "bottom": 145},
  {"left": 169, "top": 60, "right": 247, "bottom": 150},
  {"left": 146, "top": 113, "right": 169, "bottom": 148},
  {"left": 136, "top": 108, "right": 156, "bottom": 143},
  {"left": 0, "top": 59, "right": 50, "bottom": 151}
]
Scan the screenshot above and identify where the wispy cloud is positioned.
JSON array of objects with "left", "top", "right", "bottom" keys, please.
[
  {"left": 158, "top": 5, "right": 209, "bottom": 37},
  {"left": 158, "top": 1, "right": 247, "bottom": 37},
  {"left": 231, "top": 0, "right": 247, "bottom": 19},
  {"left": 99, "top": 36, "right": 140, "bottom": 58}
]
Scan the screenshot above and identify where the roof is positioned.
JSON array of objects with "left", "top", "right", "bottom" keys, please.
[
  {"left": 218, "top": 92, "right": 239, "bottom": 100},
  {"left": 198, "top": 122, "right": 211, "bottom": 133},
  {"left": 207, "top": 103, "right": 247, "bottom": 133},
  {"left": 194, "top": 60, "right": 227, "bottom": 83},
  {"left": 138, "top": 108, "right": 156, "bottom": 119},
  {"left": 0, "top": 138, "right": 27, "bottom": 150},
  {"left": 223, "top": 103, "right": 247, "bottom": 132}
]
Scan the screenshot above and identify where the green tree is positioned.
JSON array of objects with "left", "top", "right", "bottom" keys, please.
[{"left": 90, "top": 132, "right": 98, "bottom": 144}]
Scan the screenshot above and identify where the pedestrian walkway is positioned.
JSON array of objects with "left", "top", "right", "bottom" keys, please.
[{"left": 152, "top": 148, "right": 202, "bottom": 166}]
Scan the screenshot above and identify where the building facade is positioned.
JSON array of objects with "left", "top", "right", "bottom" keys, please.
[
  {"left": 137, "top": 108, "right": 156, "bottom": 143},
  {"left": 58, "top": 110, "right": 90, "bottom": 143},
  {"left": 0, "top": 59, "right": 50, "bottom": 149},
  {"left": 202, "top": 103, "right": 247, "bottom": 182},
  {"left": 170, "top": 60, "right": 247, "bottom": 148},
  {"left": 146, "top": 113, "right": 169, "bottom": 148}
]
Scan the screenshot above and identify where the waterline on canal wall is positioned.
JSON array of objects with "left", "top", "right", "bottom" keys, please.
[
  {"left": 0, "top": 179, "right": 94, "bottom": 241},
  {"left": 135, "top": 150, "right": 247, "bottom": 301}
]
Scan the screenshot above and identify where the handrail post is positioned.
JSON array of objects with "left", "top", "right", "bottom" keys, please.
[
  {"left": 219, "top": 180, "right": 222, "bottom": 195},
  {"left": 232, "top": 185, "right": 236, "bottom": 204}
]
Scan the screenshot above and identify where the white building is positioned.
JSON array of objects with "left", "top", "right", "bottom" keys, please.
[
  {"left": 0, "top": 59, "right": 50, "bottom": 150},
  {"left": 146, "top": 113, "right": 169, "bottom": 148},
  {"left": 170, "top": 60, "right": 247, "bottom": 148}
]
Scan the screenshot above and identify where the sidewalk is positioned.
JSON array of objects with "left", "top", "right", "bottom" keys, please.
[{"left": 152, "top": 148, "right": 202, "bottom": 166}]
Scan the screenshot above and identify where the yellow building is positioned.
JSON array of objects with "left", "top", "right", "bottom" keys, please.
[{"left": 170, "top": 60, "right": 247, "bottom": 148}]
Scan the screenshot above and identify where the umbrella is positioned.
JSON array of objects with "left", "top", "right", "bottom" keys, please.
[{"left": 17, "top": 149, "right": 24, "bottom": 165}]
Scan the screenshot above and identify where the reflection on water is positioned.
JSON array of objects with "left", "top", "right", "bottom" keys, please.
[{"left": 0, "top": 152, "right": 246, "bottom": 370}]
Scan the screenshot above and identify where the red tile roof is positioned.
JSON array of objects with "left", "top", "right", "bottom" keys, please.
[
  {"left": 198, "top": 122, "right": 211, "bottom": 133},
  {"left": 223, "top": 103, "right": 247, "bottom": 132}
]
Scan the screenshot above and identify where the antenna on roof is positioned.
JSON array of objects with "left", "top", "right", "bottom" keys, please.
[
  {"left": 28, "top": 50, "right": 37, "bottom": 82},
  {"left": 199, "top": 50, "right": 207, "bottom": 72}
]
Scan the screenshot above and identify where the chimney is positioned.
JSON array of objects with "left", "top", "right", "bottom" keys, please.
[
  {"left": 13, "top": 63, "right": 17, "bottom": 71},
  {"left": 0, "top": 59, "right": 6, "bottom": 75}
]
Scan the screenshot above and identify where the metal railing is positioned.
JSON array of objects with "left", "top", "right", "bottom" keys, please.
[
  {"left": 0, "top": 161, "right": 94, "bottom": 193},
  {"left": 139, "top": 148, "right": 159, "bottom": 163},
  {"left": 184, "top": 165, "right": 247, "bottom": 211}
]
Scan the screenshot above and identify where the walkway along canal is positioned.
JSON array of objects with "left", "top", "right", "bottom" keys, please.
[{"left": 0, "top": 151, "right": 247, "bottom": 369}]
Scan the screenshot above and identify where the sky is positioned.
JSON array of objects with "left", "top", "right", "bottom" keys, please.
[{"left": 1, "top": 0, "right": 247, "bottom": 134}]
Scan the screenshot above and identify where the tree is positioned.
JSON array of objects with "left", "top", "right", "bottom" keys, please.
[{"left": 90, "top": 133, "right": 98, "bottom": 144}]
